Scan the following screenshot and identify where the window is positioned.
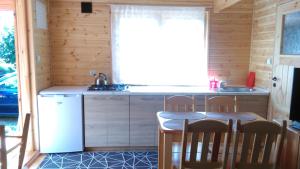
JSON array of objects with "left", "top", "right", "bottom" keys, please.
[{"left": 111, "top": 5, "right": 208, "bottom": 86}]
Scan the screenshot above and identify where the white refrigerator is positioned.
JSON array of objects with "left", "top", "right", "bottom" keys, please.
[{"left": 38, "top": 94, "right": 83, "bottom": 153}]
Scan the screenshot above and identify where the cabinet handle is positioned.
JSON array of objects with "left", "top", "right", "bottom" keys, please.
[{"left": 272, "top": 77, "right": 278, "bottom": 81}]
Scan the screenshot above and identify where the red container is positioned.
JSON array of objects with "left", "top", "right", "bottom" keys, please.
[
  {"left": 209, "top": 79, "right": 219, "bottom": 89},
  {"left": 246, "top": 72, "right": 256, "bottom": 88}
]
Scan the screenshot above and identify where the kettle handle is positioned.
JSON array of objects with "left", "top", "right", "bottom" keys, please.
[{"left": 99, "top": 73, "right": 107, "bottom": 80}]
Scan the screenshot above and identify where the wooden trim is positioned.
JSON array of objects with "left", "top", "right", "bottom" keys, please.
[
  {"left": 15, "top": 0, "right": 34, "bottom": 152},
  {"left": 280, "top": 57, "right": 300, "bottom": 67},
  {"left": 213, "top": 0, "right": 242, "bottom": 13},
  {"left": 23, "top": 151, "right": 41, "bottom": 169},
  {"left": 0, "top": 0, "right": 15, "bottom": 11},
  {"left": 49, "top": 0, "right": 213, "bottom": 7}
]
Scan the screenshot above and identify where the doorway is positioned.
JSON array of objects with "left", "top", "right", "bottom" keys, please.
[{"left": 0, "top": 4, "right": 19, "bottom": 133}]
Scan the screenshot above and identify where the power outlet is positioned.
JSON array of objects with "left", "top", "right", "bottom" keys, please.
[{"left": 89, "top": 70, "right": 97, "bottom": 77}]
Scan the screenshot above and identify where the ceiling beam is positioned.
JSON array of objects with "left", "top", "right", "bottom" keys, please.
[{"left": 214, "top": 0, "right": 242, "bottom": 13}]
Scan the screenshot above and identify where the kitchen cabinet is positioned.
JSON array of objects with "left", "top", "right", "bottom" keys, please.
[
  {"left": 130, "top": 96, "right": 164, "bottom": 146},
  {"left": 84, "top": 93, "right": 269, "bottom": 148},
  {"left": 84, "top": 95, "right": 129, "bottom": 147},
  {"left": 236, "top": 95, "right": 269, "bottom": 119}
]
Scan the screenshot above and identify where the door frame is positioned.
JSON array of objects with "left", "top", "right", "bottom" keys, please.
[{"left": 1, "top": 0, "right": 35, "bottom": 152}]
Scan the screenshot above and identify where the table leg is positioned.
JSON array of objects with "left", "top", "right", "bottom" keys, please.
[
  {"left": 163, "top": 133, "right": 172, "bottom": 169},
  {"left": 158, "top": 129, "right": 164, "bottom": 169}
]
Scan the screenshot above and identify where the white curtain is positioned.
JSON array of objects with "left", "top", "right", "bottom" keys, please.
[{"left": 111, "top": 5, "right": 207, "bottom": 86}]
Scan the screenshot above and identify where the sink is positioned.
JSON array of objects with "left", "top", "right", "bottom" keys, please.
[{"left": 218, "top": 87, "right": 255, "bottom": 92}]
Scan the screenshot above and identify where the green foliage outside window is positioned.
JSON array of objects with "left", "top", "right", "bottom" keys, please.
[{"left": 0, "top": 27, "right": 15, "bottom": 64}]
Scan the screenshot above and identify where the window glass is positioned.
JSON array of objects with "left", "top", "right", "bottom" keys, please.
[
  {"left": 281, "top": 11, "right": 300, "bottom": 55},
  {"left": 111, "top": 5, "right": 208, "bottom": 86}
]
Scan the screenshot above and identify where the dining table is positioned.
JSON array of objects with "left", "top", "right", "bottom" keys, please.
[{"left": 156, "top": 111, "right": 265, "bottom": 169}]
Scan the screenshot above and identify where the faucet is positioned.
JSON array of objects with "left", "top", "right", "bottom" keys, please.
[{"left": 219, "top": 81, "right": 227, "bottom": 88}]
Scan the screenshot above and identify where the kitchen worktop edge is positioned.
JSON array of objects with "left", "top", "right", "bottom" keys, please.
[{"left": 39, "top": 86, "right": 270, "bottom": 96}]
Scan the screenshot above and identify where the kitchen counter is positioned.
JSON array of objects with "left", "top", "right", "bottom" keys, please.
[
  {"left": 39, "top": 85, "right": 270, "bottom": 149},
  {"left": 39, "top": 85, "right": 270, "bottom": 96},
  {"left": 39, "top": 86, "right": 88, "bottom": 95}
]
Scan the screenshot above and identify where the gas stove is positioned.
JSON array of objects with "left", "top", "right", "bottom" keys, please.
[{"left": 88, "top": 84, "right": 129, "bottom": 91}]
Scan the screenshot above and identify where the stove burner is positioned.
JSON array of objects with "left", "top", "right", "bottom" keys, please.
[{"left": 88, "top": 84, "right": 128, "bottom": 91}]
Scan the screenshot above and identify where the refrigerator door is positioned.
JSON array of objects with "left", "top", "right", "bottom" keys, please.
[{"left": 38, "top": 94, "right": 83, "bottom": 153}]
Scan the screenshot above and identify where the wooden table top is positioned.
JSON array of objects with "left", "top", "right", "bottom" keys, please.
[{"left": 157, "top": 111, "right": 265, "bottom": 133}]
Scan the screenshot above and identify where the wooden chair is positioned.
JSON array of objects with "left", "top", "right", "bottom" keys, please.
[
  {"left": 231, "top": 120, "right": 287, "bottom": 169},
  {"left": 0, "top": 114, "right": 31, "bottom": 169},
  {"left": 179, "top": 119, "right": 233, "bottom": 169},
  {"left": 205, "top": 96, "right": 235, "bottom": 112},
  {"left": 164, "top": 95, "right": 195, "bottom": 112}
]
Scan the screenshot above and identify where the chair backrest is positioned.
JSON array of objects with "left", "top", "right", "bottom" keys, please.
[
  {"left": 205, "top": 96, "right": 235, "bottom": 113},
  {"left": 18, "top": 113, "right": 30, "bottom": 169},
  {"left": 180, "top": 119, "right": 233, "bottom": 169},
  {"left": 164, "top": 95, "right": 195, "bottom": 112},
  {"left": 231, "top": 120, "right": 287, "bottom": 169},
  {"left": 0, "top": 125, "right": 7, "bottom": 169},
  {"left": 0, "top": 114, "right": 30, "bottom": 169}
]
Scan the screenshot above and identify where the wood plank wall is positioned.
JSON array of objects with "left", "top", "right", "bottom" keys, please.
[
  {"left": 49, "top": 2, "right": 111, "bottom": 85},
  {"left": 209, "top": 0, "right": 253, "bottom": 85},
  {"left": 249, "top": 0, "right": 277, "bottom": 89},
  {"left": 33, "top": 0, "right": 51, "bottom": 91},
  {"left": 49, "top": 0, "right": 253, "bottom": 86},
  {"left": 30, "top": 0, "right": 51, "bottom": 150}
]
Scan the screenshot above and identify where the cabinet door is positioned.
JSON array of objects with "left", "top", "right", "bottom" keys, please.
[
  {"left": 106, "top": 96, "right": 130, "bottom": 146},
  {"left": 236, "top": 95, "right": 269, "bottom": 119},
  {"left": 84, "top": 95, "right": 108, "bottom": 147},
  {"left": 85, "top": 95, "right": 130, "bottom": 147},
  {"left": 130, "top": 96, "right": 164, "bottom": 146}
]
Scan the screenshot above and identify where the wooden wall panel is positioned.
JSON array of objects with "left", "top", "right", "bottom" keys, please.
[
  {"left": 49, "top": 2, "right": 111, "bottom": 85},
  {"left": 34, "top": 29, "right": 51, "bottom": 91},
  {"left": 30, "top": 0, "right": 51, "bottom": 91},
  {"left": 29, "top": 0, "right": 51, "bottom": 151},
  {"left": 249, "top": 0, "right": 277, "bottom": 89},
  {"left": 208, "top": 0, "right": 253, "bottom": 85},
  {"left": 49, "top": 0, "right": 253, "bottom": 86}
]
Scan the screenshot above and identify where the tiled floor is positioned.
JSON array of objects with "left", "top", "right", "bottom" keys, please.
[{"left": 38, "top": 152, "right": 158, "bottom": 169}]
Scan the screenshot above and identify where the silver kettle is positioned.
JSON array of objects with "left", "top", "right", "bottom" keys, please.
[{"left": 95, "top": 73, "right": 108, "bottom": 85}]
